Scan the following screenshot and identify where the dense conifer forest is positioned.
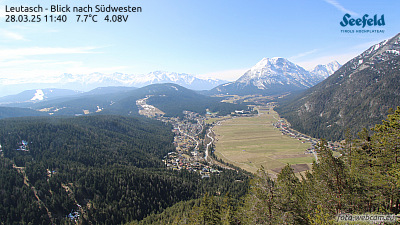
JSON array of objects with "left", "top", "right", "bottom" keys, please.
[{"left": 0, "top": 115, "right": 249, "bottom": 224}]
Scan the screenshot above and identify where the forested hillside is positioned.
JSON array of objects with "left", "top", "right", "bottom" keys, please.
[
  {"left": 107, "top": 83, "right": 247, "bottom": 117},
  {"left": 4, "top": 83, "right": 248, "bottom": 118},
  {"left": 0, "top": 115, "right": 249, "bottom": 224},
  {"left": 276, "top": 33, "right": 400, "bottom": 141},
  {"left": 0, "top": 106, "right": 46, "bottom": 119},
  {"left": 277, "top": 55, "right": 400, "bottom": 141}
]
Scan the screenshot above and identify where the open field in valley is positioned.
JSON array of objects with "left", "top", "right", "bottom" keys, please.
[{"left": 213, "top": 106, "right": 313, "bottom": 174}]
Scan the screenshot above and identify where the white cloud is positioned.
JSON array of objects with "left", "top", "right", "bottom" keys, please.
[
  {"left": 0, "top": 46, "right": 105, "bottom": 81},
  {"left": 0, "top": 59, "right": 80, "bottom": 80},
  {"left": 0, "top": 61, "right": 129, "bottom": 83},
  {"left": 0, "top": 46, "right": 100, "bottom": 60},
  {"left": 0, "top": 59, "right": 57, "bottom": 67},
  {"left": 65, "top": 65, "right": 129, "bottom": 75},
  {"left": 324, "top": 0, "right": 358, "bottom": 16},
  {"left": 289, "top": 49, "right": 320, "bottom": 60},
  {"left": 0, "top": 29, "right": 27, "bottom": 41}
]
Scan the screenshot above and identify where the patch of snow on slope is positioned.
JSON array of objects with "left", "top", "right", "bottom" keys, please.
[
  {"left": 31, "top": 89, "right": 44, "bottom": 101},
  {"left": 386, "top": 50, "right": 400, "bottom": 55},
  {"left": 374, "top": 43, "right": 381, "bottom": 51},
  {"left": 223, "top": 82, "right": 233, "bottom": 86}
]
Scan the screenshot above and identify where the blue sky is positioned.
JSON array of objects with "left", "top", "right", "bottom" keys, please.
[{"left": 0, "top": 0, "right": 399, "bottom": 83}]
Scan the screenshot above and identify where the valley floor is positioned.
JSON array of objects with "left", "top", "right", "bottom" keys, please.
[{"left": 212, "top": 104, "right": 316, "bottom": 175}]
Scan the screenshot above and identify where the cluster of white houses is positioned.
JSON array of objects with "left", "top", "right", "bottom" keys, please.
[
  {"left": 17, "top": 140, "right": 29, "bottom": 151},
  {"left": 1, "top": 140, "right": 30, "bottom": 152},
  {"left": 160, "top": 111, "right": 221, "bottom": 178},
  {"left": 163, "top": 152, "right": 220, "bottom": 178},
  {"left": 273, "top": 119, "right": 341, "bottom": 154}
]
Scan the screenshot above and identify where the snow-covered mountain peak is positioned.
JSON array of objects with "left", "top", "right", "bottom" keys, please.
[
  {"left": 253, "top": 57, "right": 288, "bottom": 69},
  {"left": 209, "top": 57, "right": 330, "bottom": 95},
  {"left": 235, "top": 57, "right": 321, "bottom": 91},
  {"left": 325, "top": 61, "right": 341, "bottom": 74},
  {"left": 147, "top": 71, "right": 196, "bottom": 84},
  {"left": 311, "top": 61, "right": 342, "bottom": 79},
  {"left": 252, "top": 58, "right": 270, "bottom": 70}
]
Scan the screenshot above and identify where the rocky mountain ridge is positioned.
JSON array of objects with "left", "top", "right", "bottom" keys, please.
[{"left": 208, "top": 58, "right": 340, "bottom": 95}]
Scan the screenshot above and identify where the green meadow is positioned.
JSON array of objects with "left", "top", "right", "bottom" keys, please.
[{"left": 213, "top": 107, "right": 313, "bottom": 174}]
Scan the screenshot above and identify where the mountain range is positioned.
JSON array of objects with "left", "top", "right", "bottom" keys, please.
[
  {"left": 0, "top": 58, "right": 341, "bottom": 103},
  {"left": 276, "top": 32, "right": 400, "bottom": 141},
  {"left": 0, "top": 83, "right": 248, "bottom": 119},
  {"left": 0, "top": 55, "right": 342, "bottom": 120},
  {"left": 208, "top": 58, "right": 340, "bottom": 95},
  {"left": 58, "top": 71, "right": 227, "bottom": 91},
  {"left": 0, "top": 71, "right": 227, "bottom": 97}
]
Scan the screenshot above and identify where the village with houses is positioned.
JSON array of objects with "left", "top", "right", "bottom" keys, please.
[
  {"left": 136, "top": 95, "right": 257, "bottom": 177},
  {"left": 159, "top": 111, "right": 223, "bottom": 178},
  {"left": 273, "top": 117, "right": 342, "bottom": 156},
  {"left": 135, "top": 95, "right": 348, "bottom": 176},
  {"left": 136, "top": 96, "right": 224, "bottom": 177}
]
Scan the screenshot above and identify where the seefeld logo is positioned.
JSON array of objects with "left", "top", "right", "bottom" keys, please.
[{"left": 340, "top": 13, "right": 385, "bottom": 28}]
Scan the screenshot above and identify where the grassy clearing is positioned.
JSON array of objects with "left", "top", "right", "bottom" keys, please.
[
  {"left": 277, "top": 157, "right": 314, "bottom": 165},
  {"left": 213, "top": 107, "right": 313, "bottom": 174}
]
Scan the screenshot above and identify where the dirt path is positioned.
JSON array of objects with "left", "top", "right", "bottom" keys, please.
[
  {"left": 62, "top": 183, "right": 85, "bottom": 222},
  {"left": 204, "top": 128, "right": 236, "bottom": 170},
  {"left": 13, "top": 164, "right": 54, "bottom": 223}
]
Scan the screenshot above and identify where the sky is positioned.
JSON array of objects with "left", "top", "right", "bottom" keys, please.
[{"left": 0, "top": 0, "right": 399, "bottom": 84}]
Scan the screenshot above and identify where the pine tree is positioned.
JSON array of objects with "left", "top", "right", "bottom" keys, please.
[
  {"left": 220, "top": 193, "right": 237, "bottom": 225},
  {"left": 239, "top": 166, "right": 277, "bottom": 225},
  {"left": 307, "top": 205, "right": 335, "bottom": 225},
  {"left": 276, "top": 164, "right": 308, "bottom": 224},
  {"left": 369, "top": 107, "right": 400, "bottom": 213}
]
